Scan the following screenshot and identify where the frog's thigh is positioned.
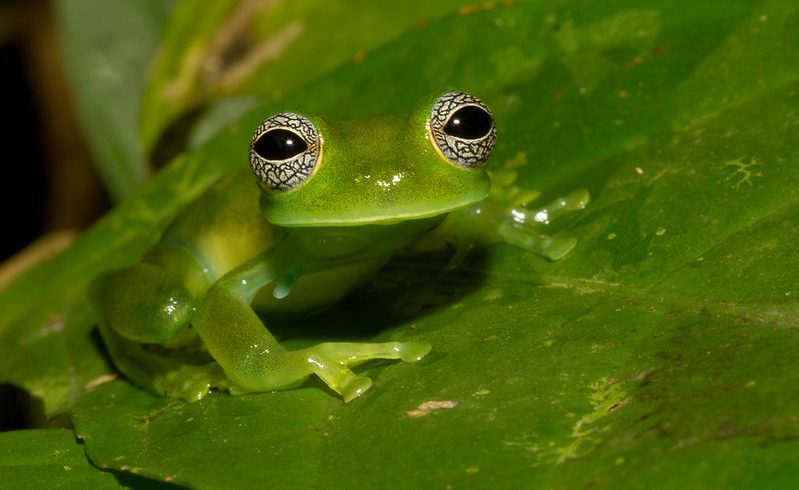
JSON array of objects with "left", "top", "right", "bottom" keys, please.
[
  {"left": 195, "top": 284, "right": 431, "bottom": 402},
  {"left": 93, "top": 263, "right": 193, "bottom": 344}
]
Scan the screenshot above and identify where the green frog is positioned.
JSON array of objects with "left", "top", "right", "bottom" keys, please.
[{"left": 91, "top": 92, "right": 587, "bottom": 402}]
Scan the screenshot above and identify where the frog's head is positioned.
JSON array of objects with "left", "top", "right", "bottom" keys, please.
[{"left": 249, "top": 92, "right": 495, "bottom": 227}]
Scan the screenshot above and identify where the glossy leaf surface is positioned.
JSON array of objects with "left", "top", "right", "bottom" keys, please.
[{"left": 2, "top": 1, "right": 799, "bottom": 488}]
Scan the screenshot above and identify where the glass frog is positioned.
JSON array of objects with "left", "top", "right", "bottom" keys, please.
[{"left": 91, "top": 92, "right": 588, "bottom": 403}]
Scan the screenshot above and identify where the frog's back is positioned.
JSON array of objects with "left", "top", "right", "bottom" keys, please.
[{"left": 152, "top": 169, "right": 275, "bottom": 281}]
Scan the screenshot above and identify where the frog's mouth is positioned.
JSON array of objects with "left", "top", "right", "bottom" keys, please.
[
  {"left": 261, "top": 182, "right": 488, "bottom": 228},
  {"left": 262, "top": 187, "right": 488, "bottom": 228}
]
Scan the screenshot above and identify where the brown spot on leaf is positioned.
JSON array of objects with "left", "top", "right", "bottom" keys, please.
[{"left": 406, "top": 400, "right": 458, "bottom": 417}]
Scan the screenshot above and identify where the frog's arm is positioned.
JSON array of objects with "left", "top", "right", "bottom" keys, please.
[
  {"left": 417, "top": 186, "right": 589, "bottom": 266},
  {"left": 477, "top": 166, "right": 590, "bottom": 260},
  {"left": 481, "top": 188, "right": 590, "bottom": 260},
  {"left": 194, "top": 250, "right": 430, "bottom": 402}
]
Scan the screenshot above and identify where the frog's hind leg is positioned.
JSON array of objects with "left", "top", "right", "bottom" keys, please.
[
  {"left": 91, "top": 263, "right": 196, "bottom": 344},
  {"left": 95, "top": 318, "right": 229, "bottom": 400},
  {"left": 91, "top": 264, "right": 228, "bottom": 400}
]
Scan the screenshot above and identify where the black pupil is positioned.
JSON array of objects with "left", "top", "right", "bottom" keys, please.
[
  {"left": 254, "top": 128, "right": 308, "bottom": 160},
  {"left": 443, "top": 105, "right": 492, "bottom": 139}
]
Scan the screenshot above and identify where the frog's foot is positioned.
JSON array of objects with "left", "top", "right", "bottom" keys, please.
[
  {"left": 314, "top": 340, "right": 432, "bottom": 365},
  {"left": 156, "top": 362, "right": 230, "bottom": 401},
  {"left": 341, "top": 375, "right": 373, "bottom": 402},
  {"left": 307, "top": 340, "right": 431, "bottom": 402},
  {"left": 524, "top": 188, "right": 589, "bottom": 224},
  {"left": 399, "top": 340, "right": 433, "bottom": 362},
  {"left": 498, "top": 223, "right": 578, "bottom": 261},
  {"left": 498, "top": 188, "right": 589, "bottom": 260}
]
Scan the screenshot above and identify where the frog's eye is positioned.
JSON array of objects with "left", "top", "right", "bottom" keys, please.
[
  {"left": 428, "top": 92, "right": 496, "bottom": 169},
  {"left": 249, "top": 112, "right": 321, "bottom": 191}
]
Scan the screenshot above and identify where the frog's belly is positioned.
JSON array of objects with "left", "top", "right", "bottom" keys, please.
[{"left": 251, "top": 258, "right": 387, "bottom": 314}]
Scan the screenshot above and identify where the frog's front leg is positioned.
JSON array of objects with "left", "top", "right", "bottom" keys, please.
[
  {"left": 497, "top": 188, "right": 590, "bottom": 260},
  {"left": 433, "top": 188, "right": 589, "bottom": 266},
  {"left": 194, "top": 256, "right": 430, "bottom": 402}
]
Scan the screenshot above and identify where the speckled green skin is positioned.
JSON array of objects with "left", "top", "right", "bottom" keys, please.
[{"left": 91, "top": 101, "right": 492, "bottom": 402}]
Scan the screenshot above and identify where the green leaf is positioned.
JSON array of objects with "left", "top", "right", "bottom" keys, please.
[
  {"left": 0, "top": 429, "right": 120, "bottom": 488},
  {"left": 71, "top": 381, "right": 334, "bottom": 487},
  {"left": 3, "top": 0, "right": 799, "bottom": 488}
]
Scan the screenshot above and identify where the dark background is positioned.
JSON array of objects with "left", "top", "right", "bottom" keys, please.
[
  {"left": 1, "top": 0, "right": 107, "bottom": 430},
  {"left": 1, "top": 0, "right": 106, "bottom": 262}
]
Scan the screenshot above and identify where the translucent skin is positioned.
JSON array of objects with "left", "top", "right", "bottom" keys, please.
[{"left": 91, "top": 98, "right": 492, "bottom": 402}]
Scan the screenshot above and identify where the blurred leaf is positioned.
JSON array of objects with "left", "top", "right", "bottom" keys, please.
[
  {"left": 139, "top": 0, "right": 477, "bottom": 156},
  {"left": 55, "top": 0, "right": 174, "bottom": 199},
  {"left": 3, "top": 0, "right": 799, "bottom": 488}
]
